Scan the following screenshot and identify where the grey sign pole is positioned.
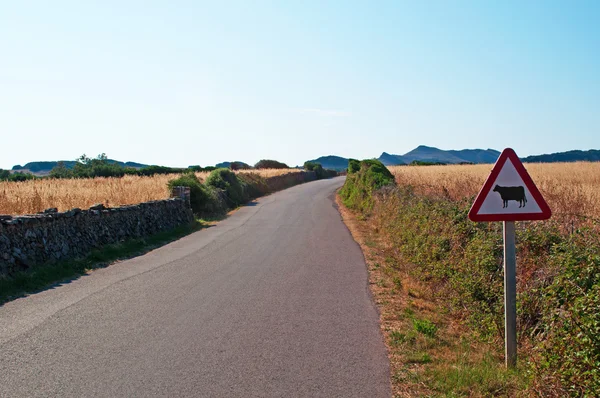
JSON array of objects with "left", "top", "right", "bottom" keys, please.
[{"left": 503, "top": 221, "right": 517, "bottom": 368}]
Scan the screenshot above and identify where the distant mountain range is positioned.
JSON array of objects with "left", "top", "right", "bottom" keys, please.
[
  {"left": 378, "top": 146, "right": 501, "bottom": 166},
  {"left": 9, "top": 147, "right": 600, "bottom": 175},
  {"left": 307, "top": 146, "right": 501, "bottom": 170},
  {"left": 304, "top": 156, "right": 350, "bottom": 171},
  {"left": 307, "top": 146, "right": 600, "bottom": 170},
  {"left": 521, "top": 149, "right": 600, "bottom": 163},
  {"left": 12, "top": 160, "right": 149, "bottom": 175}
]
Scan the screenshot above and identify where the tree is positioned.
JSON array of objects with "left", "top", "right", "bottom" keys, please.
[
  {"left": 49, "top": 161, "right": 73, "bottom": 179},
  {"left": 0, "top": 169, "right": 11, "bottom": 180}
]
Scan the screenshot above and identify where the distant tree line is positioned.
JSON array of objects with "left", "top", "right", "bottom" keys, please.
[
  {"left": 1, "top": 155, "right": 337, "bottom": 182},
  {"left": 0, "top": 154, "right": 218, "bottom": 181},
  {"left": 0, "top": 169, "right": 36, "bottom": 182}
]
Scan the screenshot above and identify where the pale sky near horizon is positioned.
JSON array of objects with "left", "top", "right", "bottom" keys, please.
[{"left": 1, "top": 1, "right": 598, "bottom": 169}]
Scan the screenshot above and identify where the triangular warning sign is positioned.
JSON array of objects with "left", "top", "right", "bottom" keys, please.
[{"left": 469, "top": 148, "right": 551, "bottom": 222}]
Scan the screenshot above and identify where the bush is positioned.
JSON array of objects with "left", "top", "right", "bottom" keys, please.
[
  {"left": 230, "top": 162, "right": 252, "bottom": 170},
  {"left": 237, "top": 173, "right": 269, "bottom": 198},
  {"left": 254, "top": 159, "right": 289, "bottom": 169},
  {"left": 0, "top": 169, "right": 11, "bottom": 180},
  {"left": 167, "top": 173, "right": 222, "bottom": 216},
  {"left": 339, "top": 159, "right": 395, "bottom": 211},
  {"left": 7, "top": 172, "right": 36, "bottom": 182},
  {"left": 304, "top": 162, "right": 338, "bottom": 179},
  {"left": 348, "top": 159, "right": 361, "bottom": 174},
  {"left": 205, "top": 168, "right": 248, "bottom": 207}
]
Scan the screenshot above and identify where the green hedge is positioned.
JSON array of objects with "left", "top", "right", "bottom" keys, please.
[{"left": 168, "top": 170, "right": 316, "bottom": 218}]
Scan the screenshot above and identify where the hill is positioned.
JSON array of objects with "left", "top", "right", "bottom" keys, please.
[
  {"left": 376, "top": 146, "right": 501, "bottom": 165},
  {"left": 378, "top": 152, "right": 406, "bottom": 166},
  {"left": 522, "top": 149, "right": 600, "bottom": 163},
  {"left": 12, "top": 160, "right": 148, "bottom": 175},
  {"left": 304, "top": 156, "right": 349, "bottom": 171},
  {"left": 447, "top": 148, "right": 500, "bottom": 164},
  {"left": 401, "top": 145, "right": 469, "bottom": 164}
]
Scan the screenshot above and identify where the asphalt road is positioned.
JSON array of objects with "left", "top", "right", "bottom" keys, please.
[{"left": 0, "top": 177, "right": 390, "bottom": 397}]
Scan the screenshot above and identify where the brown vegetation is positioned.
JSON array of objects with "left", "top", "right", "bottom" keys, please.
[
  {"left": 0, "top": 169, "right": 301, "bottom": 215},
  {"left": 389, "top": 162, "right": 600, "bottom": 219}
]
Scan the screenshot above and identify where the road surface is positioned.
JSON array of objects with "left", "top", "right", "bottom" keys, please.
[{"left": 0, "top": 177, "right": 390, "bottom": 397}]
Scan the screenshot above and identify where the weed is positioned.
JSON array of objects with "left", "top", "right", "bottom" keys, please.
[
  {"left": 406, "top": 352, "right": 432, "bottom": 364},
  {"left": 414, "top": 318, "right": 438, "bottom": 338}
]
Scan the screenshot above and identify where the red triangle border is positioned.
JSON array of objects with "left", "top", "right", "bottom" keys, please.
[{"left": 468, "top": 148, "right": 552, "bottom": 222}]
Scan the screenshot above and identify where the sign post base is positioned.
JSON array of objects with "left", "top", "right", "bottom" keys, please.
[{"left": 503, "top": 221, "right": 517, "bottom": 368}]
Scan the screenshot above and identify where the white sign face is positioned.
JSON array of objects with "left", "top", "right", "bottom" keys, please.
[
  {"left": 469, "top": 148, "right": 551, "bottom": 222},
  {"left": 477, "top": 158, "right": 542, "bottom": 215}
]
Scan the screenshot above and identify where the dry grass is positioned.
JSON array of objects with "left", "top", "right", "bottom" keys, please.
[
  {"left": 0, "top": 169, "right": 302, "bottom": 215},
  {"left": 389, "top": 162, "right": 600, "bottom": 219}
]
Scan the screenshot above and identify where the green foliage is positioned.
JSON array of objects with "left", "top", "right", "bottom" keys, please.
[
  {"left": 348, "top": 159, "right": 361, "bottom": 174},
  {"left": 428, "top": 353, "right": 522, "bottom": 396},
  {"left": 205, "top": 168, "right": 248, "bottom": 206},
  {"left": 254, "top": 159, "right": 289, "bottom": 169},
  {"left": 413, "top": 318, "right": 438, "bottom": 338},
  {"left": 339, "top": 159, "right": 395, "bottom": 211},
  {"left": 303, "top": 161, "right": 319, "bottom": 171},
  {"left": 5, "top": 172, "right": 36, "bottom": 182},
  {"left": 236, "top": 173, "right": 269, "bottom": 198},
  {"left": 229, "top": 161, "right": 252, "bottom": 170},
  {"left": 410, "top": 160, "right": 447, "bottom": 166},
  {"left": 188, "top": 165, "right": 217, "bottom": 172},
  {"left": 537, "top": 233, "right": 600, "bottom": 395},
  {"left": 167, "top": 173, "right": 224, "bottom": 216},
  {"left": 47, "top": 153, "right": 211, "bottom": 179},
  {"left": 303, "top": 161, "right": 337, "bottom": 179},
  {"left": 48, "top": 161, "right": 73, "bottom": 178},
  {"left": 0, "top": 168, "right": 37, "bottom": 182},
  {"left": 351, "top": 180, "right": 600, "bottom": 393}
]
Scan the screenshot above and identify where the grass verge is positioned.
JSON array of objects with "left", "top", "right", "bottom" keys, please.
[
  {"left": 0, "top": 221, "right": 206, "bottom": 305},
  {"left": 336, "top": 193, "right": 527, "bottom": 397}
]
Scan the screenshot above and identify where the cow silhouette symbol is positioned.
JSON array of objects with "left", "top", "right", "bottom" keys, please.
[{"left": 493, "top": 185, "right": 527, "bottom": 208}]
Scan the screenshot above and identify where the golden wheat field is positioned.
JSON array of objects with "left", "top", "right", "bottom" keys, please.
[
  {"left": 389, "top": 162, "right": 600, "bottom": 219},
  {"left": 0, "top": 169, "right": 301, "bottom": 215}
]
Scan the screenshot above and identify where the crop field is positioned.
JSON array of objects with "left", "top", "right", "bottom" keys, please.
[
  {"left": 0, "top": 169, "right": 301, "bottom": 215},
  {"left": 389, "top": 162, "right": 600, "bottom": 220}
]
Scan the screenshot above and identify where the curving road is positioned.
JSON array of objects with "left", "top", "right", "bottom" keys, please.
[{"left": 0, "top": 177, "right": 390, "bottom": 397}]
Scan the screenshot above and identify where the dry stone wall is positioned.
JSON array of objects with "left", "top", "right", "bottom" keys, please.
[{"left": 0, "top": 199, "right": 194, "bottom": 277}]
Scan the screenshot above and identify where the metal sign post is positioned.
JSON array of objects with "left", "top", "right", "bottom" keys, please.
[
  {"left": 503, "top": 221, "right": 517, "bottom": 368},
  {"left": 469, "top": 148, "right": 551, "bottom": 369}
]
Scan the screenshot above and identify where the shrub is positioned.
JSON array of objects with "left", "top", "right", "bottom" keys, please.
[
  {"left": 339, "top": 159, "right": 395, "bottom": 211},
  {"left": 7, "top": 172, "right": 36, "bottom": 182},
  {"left": 167, "top": 173, "right": 222, "bottom": 216},
  {"left": 0, "top": 169, "right": 12, "bottom": 181},
  {"left": 236, "top": 173, "right": 269, "bottom": 198},
  {"left": 254, "top": 159, "right": 289, "bottom": 169},
  {"left": 230, "top": 161, "right": 252, "bottom": 170},
  {"left": 348, "top": 159, "right": 361, "bottom": 174},
  {"left": 205, "top": 168, "right": 248, "bottom": 206}
]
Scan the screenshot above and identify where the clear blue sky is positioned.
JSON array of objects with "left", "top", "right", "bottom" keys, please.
[{"left": 1, "top": 1, "right": 598, "bottom": 168}]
